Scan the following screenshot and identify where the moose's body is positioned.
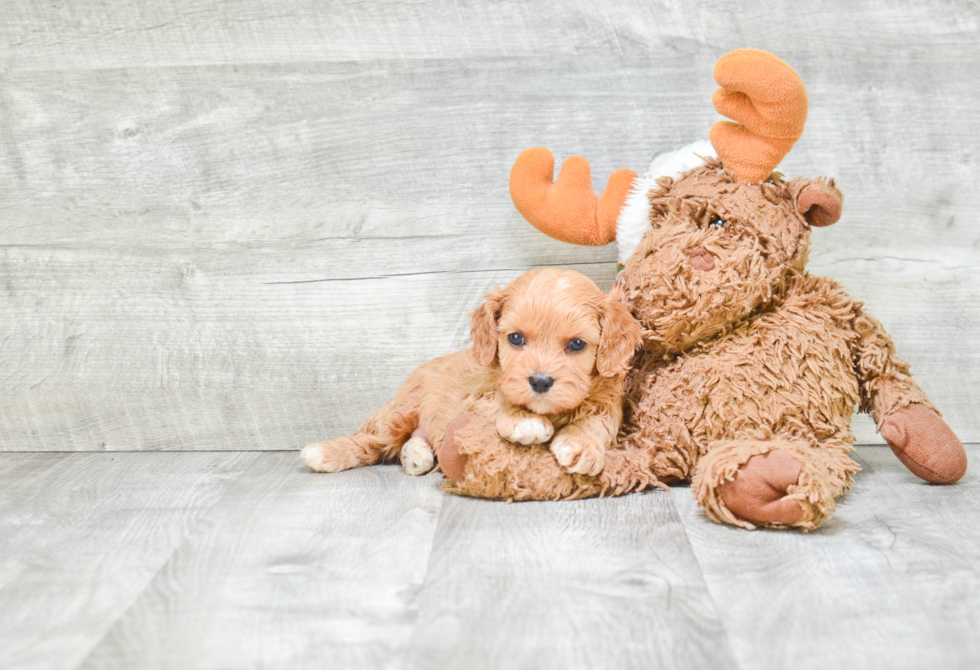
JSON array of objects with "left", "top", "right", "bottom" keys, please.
[
  {"left": 621, "top": 270, "right": 941, "bottom": 528},
  {"left": 623, "top": 273, "right": 864, "bottom": 485}
]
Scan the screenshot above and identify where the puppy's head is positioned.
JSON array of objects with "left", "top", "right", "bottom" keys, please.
[{"left": 471, "top": 268, "right": 640, "bottom": 415}]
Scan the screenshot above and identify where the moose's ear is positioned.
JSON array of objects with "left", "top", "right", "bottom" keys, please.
[{"left": 790, "top": 178, "right": 843, "bottom": 227}]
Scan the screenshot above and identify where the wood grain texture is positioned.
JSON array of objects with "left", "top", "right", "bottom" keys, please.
[
  {"left": 671, "top": 444, "right": 980, "bottom": 670},
  {"left": 406, "top": 492, "right": 738, "bottom": 670},
  {"left": 2, "top": 0, "right": 977, "bottom": 70},
  {"left": 4, "top": 448, "right": 978, "bottom": 669},
  {"left": 0, "top": 451, "right": 257, "bottom": 670},
  {"left": 1, "top": 3, "right": 978, "bottom": 450},
  {"left": 0, "top": 445, "right": 980, "bottom": 670},
  {"left": 80, "top": 455, "right": 444, "bottom": 670},
  {"left": 0, "top": 263, "right": 612, "bottom": 451}
]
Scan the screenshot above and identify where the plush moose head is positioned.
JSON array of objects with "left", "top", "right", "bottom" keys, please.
[
  {"left": 509, "top": 49, "right": 845, "bottom": 353},
  {"left": 619, "top": 158, "right": 843, "bottom": 355}
]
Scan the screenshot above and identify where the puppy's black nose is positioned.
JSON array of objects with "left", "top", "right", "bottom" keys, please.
[{"left": 528, "top": 373, "right": 555, "bottom": 394}]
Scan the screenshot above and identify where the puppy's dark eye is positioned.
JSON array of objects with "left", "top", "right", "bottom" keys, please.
[
  {"left": 710, "top": 216, "right": 726, "bottom": 229},
  {"left": 508, "top": 332, "right": 525, "bottom": 347},
  {"left": 567, "top": 338, "right": 587, "bottom": 352}
]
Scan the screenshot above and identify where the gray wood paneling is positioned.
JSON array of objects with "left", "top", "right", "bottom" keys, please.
[
  {"left": 79, "top": 454, "right": 444, "bottom": 670},
  {"left": 1, "top": 3, "right": 977, "bottom": 451},
  {"left": 0, "top": 451, "right": 257, "bottom": 670},
  {"left": 672, "top": 446, "right": 980, "bottom": 670},
  {"left": 0, "top": 263, "right": 612, "bottom": 451},
  {"left": 2, "top": 1, "right": 977, "bottom": 70}
]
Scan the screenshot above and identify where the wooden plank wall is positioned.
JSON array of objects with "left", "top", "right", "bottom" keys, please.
[{"left": 1, "top": 1, "right": 978, "bottom": 451}]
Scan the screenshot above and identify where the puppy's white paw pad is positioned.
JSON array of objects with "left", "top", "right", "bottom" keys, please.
[
  {"left": 550, "top": 437, "right": 578, "bottom": 467},
  {"left": 507, "top": 417, "right": 554, "bottom": 445},
  {"left": 401, "top": 437, "right": 435, "bottom": 476},
  {"left": 551, "top": 436, "right": 605, "bottom": 476},
  {"left": 301, "top": 442, "right": 350, "bottom": 473}
]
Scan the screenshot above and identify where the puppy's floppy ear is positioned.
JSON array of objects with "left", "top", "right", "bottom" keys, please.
[
  {"left": 596, "top": 292, "right": 641, "bottom": 377},
  {"left": 471, "top": 287, "right": 506, "bottom": 366}
]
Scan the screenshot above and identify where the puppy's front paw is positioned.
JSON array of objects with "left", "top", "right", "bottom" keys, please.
[
  {"left": 551, "top": 434, "right": 605, "bottom": 476},
  {"left": 401, "top": 436, "right": 435, "bottom": 476},
  {"left": 301, "top": 440, "right": 361, "bottom": 473},
  {"left": 498, "top": 415, "right": 554, "bottom": 445}
]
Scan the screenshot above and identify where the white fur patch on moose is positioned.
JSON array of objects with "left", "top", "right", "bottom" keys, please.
[
  {"left": 616, "top": 139, "right": 717, "bottom": 265},
  {"left": 401, "top": 436, "right": 435, "bottom": 475}
]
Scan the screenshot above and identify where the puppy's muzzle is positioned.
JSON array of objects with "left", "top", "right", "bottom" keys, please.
[{"left": 528, "top": 373, "right": 555, "bottom": 394}]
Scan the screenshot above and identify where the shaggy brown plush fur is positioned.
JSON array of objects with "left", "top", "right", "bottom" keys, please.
[
  {"left": 441, "top": 399, "right": 666, "bottom": 501},
  {"left": 444, "top": 159, "right": 965, "bottom": 530}
]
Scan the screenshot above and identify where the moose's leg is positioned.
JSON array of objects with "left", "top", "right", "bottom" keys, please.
[
  {"left": 438, "top": 409, "right": 662, "bottom": 501},
  {"left": 693, "top": 437, "right": 859, "bottom": 531},
  {"left": 438, "top": 414, "right": 473, "bottom": 483},
  {"left": 438, "top": 410, "right": 582, "bottom": 500}
]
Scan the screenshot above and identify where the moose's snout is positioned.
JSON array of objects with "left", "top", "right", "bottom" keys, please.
[
  {"left": 688, "top": 248, "right": 715, "bottom": 271},
  {"left": 528, "top": 373, "right": 555, "bottom": 394}
]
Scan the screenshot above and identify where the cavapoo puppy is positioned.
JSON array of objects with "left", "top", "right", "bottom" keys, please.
[{"left": 301, "top": 268, "right": 641, "bottom": 477}]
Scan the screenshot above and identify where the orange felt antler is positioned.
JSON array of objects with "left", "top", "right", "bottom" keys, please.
[
  {"left": 510, "top": 148, "right": 637, "bottom": 246},
  {"left": 709, "top": 49, "right": 809, "bottom": 184}
]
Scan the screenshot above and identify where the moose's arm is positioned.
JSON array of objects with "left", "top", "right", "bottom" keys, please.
[{"left": 850, "top": 303, "right": 966, "bottom": 483}]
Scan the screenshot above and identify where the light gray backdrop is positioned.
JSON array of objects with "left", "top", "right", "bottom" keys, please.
[{"left": 2, "top": 1, "right": 978, "bottom": 451}]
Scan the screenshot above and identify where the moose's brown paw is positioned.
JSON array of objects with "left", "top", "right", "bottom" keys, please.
[
  {"left": 881, "top": 405, "right": 967, "bottom": 484},
  {"left": 720, "top": 450, "right": 804, "bottom": 526},
  {"left": 437, "top": 414, "right": 472, "bottom": 483}
]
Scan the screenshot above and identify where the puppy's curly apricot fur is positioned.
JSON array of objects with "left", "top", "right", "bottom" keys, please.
[{"left": 301, "top": 269, "right": 640, "bottom": 477}]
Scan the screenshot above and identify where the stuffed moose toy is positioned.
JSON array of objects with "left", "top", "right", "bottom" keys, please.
[{"left": 437, "top": 48, "right": 967, "bottom": 530}]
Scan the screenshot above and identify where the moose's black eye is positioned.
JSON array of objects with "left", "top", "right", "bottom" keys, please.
[
  {"left": 508, "top": 333, "right": 525, "bottom": 347},
  {"left": 567, "top": 338, "right": 587, "bottom": 352},
  {"left": 710, "top": 216, "right": 726, "bottom": 229}
]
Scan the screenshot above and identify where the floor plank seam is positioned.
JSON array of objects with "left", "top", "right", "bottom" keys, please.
[
  {"left": 259, "top": 259, "right": 617, "bottom": 285},
  {"left": 402, "top": 487, "right": 452, "bottom": 663},
  {"left": 666, "top": 486, "right": 746, "bottom": 670},
  {"left": 68, "top": 452, "right": 263, "bottom": 670}
]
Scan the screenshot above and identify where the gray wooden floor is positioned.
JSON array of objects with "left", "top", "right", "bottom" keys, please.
[{"left": 2, "top": 446, "right": 978, "bottom": 670}]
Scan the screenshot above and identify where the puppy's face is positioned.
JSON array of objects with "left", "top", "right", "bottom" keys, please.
[{"left": 471, "top": 269, "right": 640, "bottom": 415}]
